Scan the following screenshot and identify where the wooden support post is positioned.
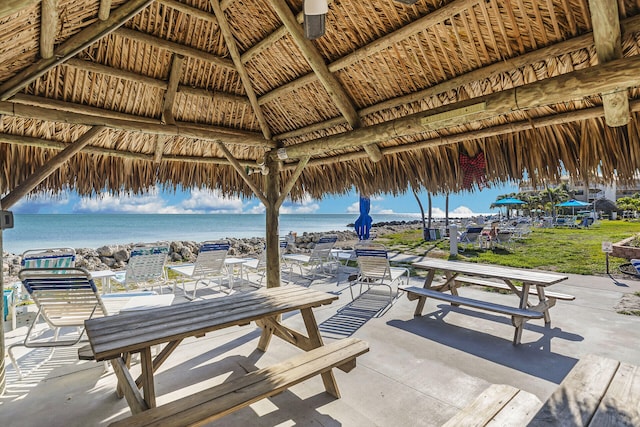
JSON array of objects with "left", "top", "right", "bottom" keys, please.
[
  {"left": 40, "top": 0, "right": 58, "bottom": 59},
  {"left": 265, "top": 155, "right": 281, "bottom": 288},
  {"left": 0, "top": 126, "right": 105, "bottom": 209},
  {"left": 589, "top": 0, "right": 628, "bottom": 127}
]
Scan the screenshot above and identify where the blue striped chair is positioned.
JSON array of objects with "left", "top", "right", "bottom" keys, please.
[
  {"left": 21, "top": 247, "right": 76, "bottom": 270},
  {"left": 8, "top": 267, "right": 108, "bottom": 379}
]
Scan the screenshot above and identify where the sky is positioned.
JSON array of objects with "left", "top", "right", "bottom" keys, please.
[{"left": 9, "top": 183, "right": 520, "bottom": 217}]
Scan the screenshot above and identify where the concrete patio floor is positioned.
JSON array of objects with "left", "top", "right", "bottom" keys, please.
[{"left": 2, "top": 259, "right": 640, "bottom": 426}]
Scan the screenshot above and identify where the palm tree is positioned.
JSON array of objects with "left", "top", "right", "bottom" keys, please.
[{"left": 540, "top": 185, "right": 569, "bottom": 219}]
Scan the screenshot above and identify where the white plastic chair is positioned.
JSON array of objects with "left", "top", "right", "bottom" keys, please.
[
  {"left": 8, "top": 267, "right": 108, "bottom": 379},
  {"left": 21, "top": 247, "right": 76, "bottom": 270},
  {"left": 112, "top": 243, "right": 170, "bottom": 293},
  {"left": 350, "top": 243, "right": 410, "bottom": 303},
  {"left": 169, "top": 241, "right": 232, "bottom": 299},
  {"left": 283, "top": 234, "right": 339, "bottom": 279}
]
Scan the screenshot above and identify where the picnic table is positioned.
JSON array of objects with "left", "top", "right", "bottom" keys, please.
[
  {"left": 404, "top": 259, "right": 572, "bottom": 345},
  {"left": 84, "top": 285, "right": 369, "bottom": 426}
]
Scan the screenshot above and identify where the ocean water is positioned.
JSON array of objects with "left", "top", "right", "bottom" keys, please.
[{"left": 1, "top": 213, "right": 422, "bottom": 255}]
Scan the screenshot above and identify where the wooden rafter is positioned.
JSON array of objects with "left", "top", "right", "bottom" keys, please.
[
  {"left": 40, "top": 0, "right": 57, "bottom": 59},
  {"left": 217, "top": 142, "right": 268, "bottom": 205},
  {"left": 259, "top": 0, "right": 481, "bottom": 106},
  {"left": 274, "top": 14, "right": 640, "bottom": 141},
  {"left": 209, "top": 0, "right": 272, "bottom": 140},
  {"left": 269, "top": 0, "right": 382, "bottom": 162},
  {"left": 277, "top": 156, "right": 309, "bottom": 208},
  {"left": 99, "top": 0, "right": 112, "bottom": 20},
  {"left": 63, "top": 59, "right": 250, "bottom": 106},
  {"left": 0, "top": 126, "right": 106, "bottom": 209},
  {"left": 0, "top": 0, "right": 154, "bottom": 101},
  {"left": 162, "top": 54, "right": 184, "bottom": 125},
  {"left": 277, "top": 54, "right": 640, "bottom": 160},
  {"left": 0, "top": 101, "right": 271, "bottom": 147},
  {"left": 158, "top": 0, "right": 217, "bottom": 23},
  {"left": 589, "top": 0, "right": 629, "bottom": 127},
  {"left": 0, "top": 132, "right": 258, "bottom": 167},
  {"left": 154, "top": 136, "right": 169, "bottom": 163}
]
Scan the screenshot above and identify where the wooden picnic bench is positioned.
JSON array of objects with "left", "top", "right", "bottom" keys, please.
[
  {"left": 444, "top": 354, "right": 640, "bottom": 426},
  {"left": 405, "top": 259, "right": 571, "bottom": 345},
  {"left": 84, "top": 285, "right": 368, "bottom": 425},
  {"left": 109, "top": 338, "right": 369, "bottom": 427}
]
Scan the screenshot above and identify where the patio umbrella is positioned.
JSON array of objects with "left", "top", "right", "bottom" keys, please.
[
  {"left": 493, "top": 197, "right": 525, "bottom": 219},
  {"left": 555, "top": 199, "right": 591, "bottom": 215},
  {"left": 354, "top": 196, "right": 372, "bottom": 240}
]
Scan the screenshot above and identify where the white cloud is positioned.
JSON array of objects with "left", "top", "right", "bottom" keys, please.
[
  {"left": 74, "top": 191, "right": 189, "bottom": 214},
  {"left": 179, "top": 188, "right": 243, "bottom": 213},
  {"left": 346, "top": 202, "right": 360, "bottom": 214},
  {"left": 12, "top": 192, "right": 71, "bottom": 213},
  {"left": 281, "top": 195, "right": 320, "bottom": 214}
]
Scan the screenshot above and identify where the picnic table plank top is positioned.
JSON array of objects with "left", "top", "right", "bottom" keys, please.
[
  {"left": 412, "top": 259, "right": 568, "bottom": 286},
  {"left": 85, "top": 285, "right": 337, "bottom": 361}
]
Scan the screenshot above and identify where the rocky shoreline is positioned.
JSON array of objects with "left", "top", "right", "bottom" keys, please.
[{"left": 1, "top": 220, "right": 424, "bottom": 284}]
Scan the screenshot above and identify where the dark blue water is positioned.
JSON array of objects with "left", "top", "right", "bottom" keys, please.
[{"left": 1, "top": 213, "right": 421, "bottom": 254}]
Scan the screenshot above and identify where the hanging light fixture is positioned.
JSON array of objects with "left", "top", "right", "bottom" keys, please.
[{"left": 303, "top": 0, "right": 328, "bottom": 40}]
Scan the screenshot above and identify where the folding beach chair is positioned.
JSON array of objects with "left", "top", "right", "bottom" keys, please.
[
  {"left": 243, "top": 241, "right": 293, "bottom": 286},
  {"left": 457, "top": 227, "right": 484, "bottom": 252},
  {"left": 169, "top": 240, "right": 232, "bottom": 299},
  {"left": 350, "top": 242, "right": 410, "bottom": 303},
  {"left": 8, "top": 267, "right": 108, "bottom": 380},
  {"left": 111, "top": 243, "right": 170, "bottom": 293},
  {"left": 282, "top": 234, "right": 340, "bottom": 280},
  {"left": 21, "top": 247, "right": 76, "bottom": 270}
]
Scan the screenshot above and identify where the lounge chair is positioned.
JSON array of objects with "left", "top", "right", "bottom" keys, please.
[
  {"left": 168, "top": 240, "right": 232, "bottom": 299},
  {"left": 282, "top": 234, "right": 339, "bottom": 280},
  {"left": 21, "top": 247, "right": 76, "bottom": 269},
  {"left": 111, "top": 243, "right": 170, "bottom": 293},
  {"left": 349, "top": 242, "right": 410, "bottom": 303},
  {"left": 457, "top": 227, "right": 484, "bottom": 251},
  {"left": 8, "top": 267, "right": 108, "bottom": 380},
  {"left": 243, "top": 240, "right": 291, "bottom": 286}
]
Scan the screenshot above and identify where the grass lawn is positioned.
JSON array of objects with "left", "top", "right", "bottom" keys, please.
[{"left": 377, "top": 220, "right": 640, "bottom": 275}]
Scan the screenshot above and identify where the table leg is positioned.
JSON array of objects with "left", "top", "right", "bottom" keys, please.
[
  {"left": 415, "top": 269, "right": 436, "bottom": 316},
  {"left": 513, "top": 283, "right": 531, "bottom": 345},
  {"left": 301, "top": 307, "right": 340, "bottom": 398},
  {"left": 537, "top": 285, "right": 551, "bottom": 324},
  {"left": 140, "top": 347, "right": 156, "bottom": 408}
]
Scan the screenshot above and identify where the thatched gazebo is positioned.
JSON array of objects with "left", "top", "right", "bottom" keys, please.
[{"left": 1, "top": 0, "right": 639, "bottom": 391}]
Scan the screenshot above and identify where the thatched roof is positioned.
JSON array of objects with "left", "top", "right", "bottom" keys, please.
[{"left": 1, "top": 0, "right": 640, "bottom": 204}]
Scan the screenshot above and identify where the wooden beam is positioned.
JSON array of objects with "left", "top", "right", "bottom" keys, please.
[
  {"left": 64, "top": 58, "right": 250, "bottom": 105},
  {"left": 209, "top": 0, "right": 272, "bottom": 140},
  {"left": 0, "top": 126, "right": 105, "bottom": 209},
  {"left": 162, "top": 54, "right": 184, "bottom": 125},
  {"left": 270, "top": 0, "right": 361, "bottom": 130},
  {"left": 114, "top": 27, "right": 235, "bottom": 72},
  {"left": 276, "top": 156, "right": 309, "bottom": 208},
  {"left": 270, "top": 0, "right": 388, "bottom": 161},
  {"left": 157, "top": 0, "right": 217, "bottom": 23},
  {"left": 0, "top": 0, "right": 39, "bottom": 19},
  {"left": 273, "top": 13, "right": 640, "bottom": 142},
  {"left": 242, "top": 0, "right": 336, "bottom": 64},
  {"left": 277, "top": 54, "right": 640, "bottom": 159},
  {"left": 0, "top": 0, "right": 154, "bottom": 101},
  {"left": 0, "top": 100, "right": 272, "bottom": 147},
  {"left": 0, "top": 132, "right": 258, "bottom": 166},
  {"left": 154, "top": 135, "right": 169, "bottom": 163},
  {"left": 259, "top": 0, "right": 481, "bottom": 105},
  {"left": 40, "top": 0, "right": 58, "bottom": 59},
  {"left": 265, "top": 154, "right": 281, "bottom": 288},
  {"left": 589, "top": 0, "right": 628, "bottom": 127},
  {"left": 98, "top": 0, "right": 112, "bottom": 20},
  {"left": 216, "top": 142, "right": 268, "bottom": 205}
]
